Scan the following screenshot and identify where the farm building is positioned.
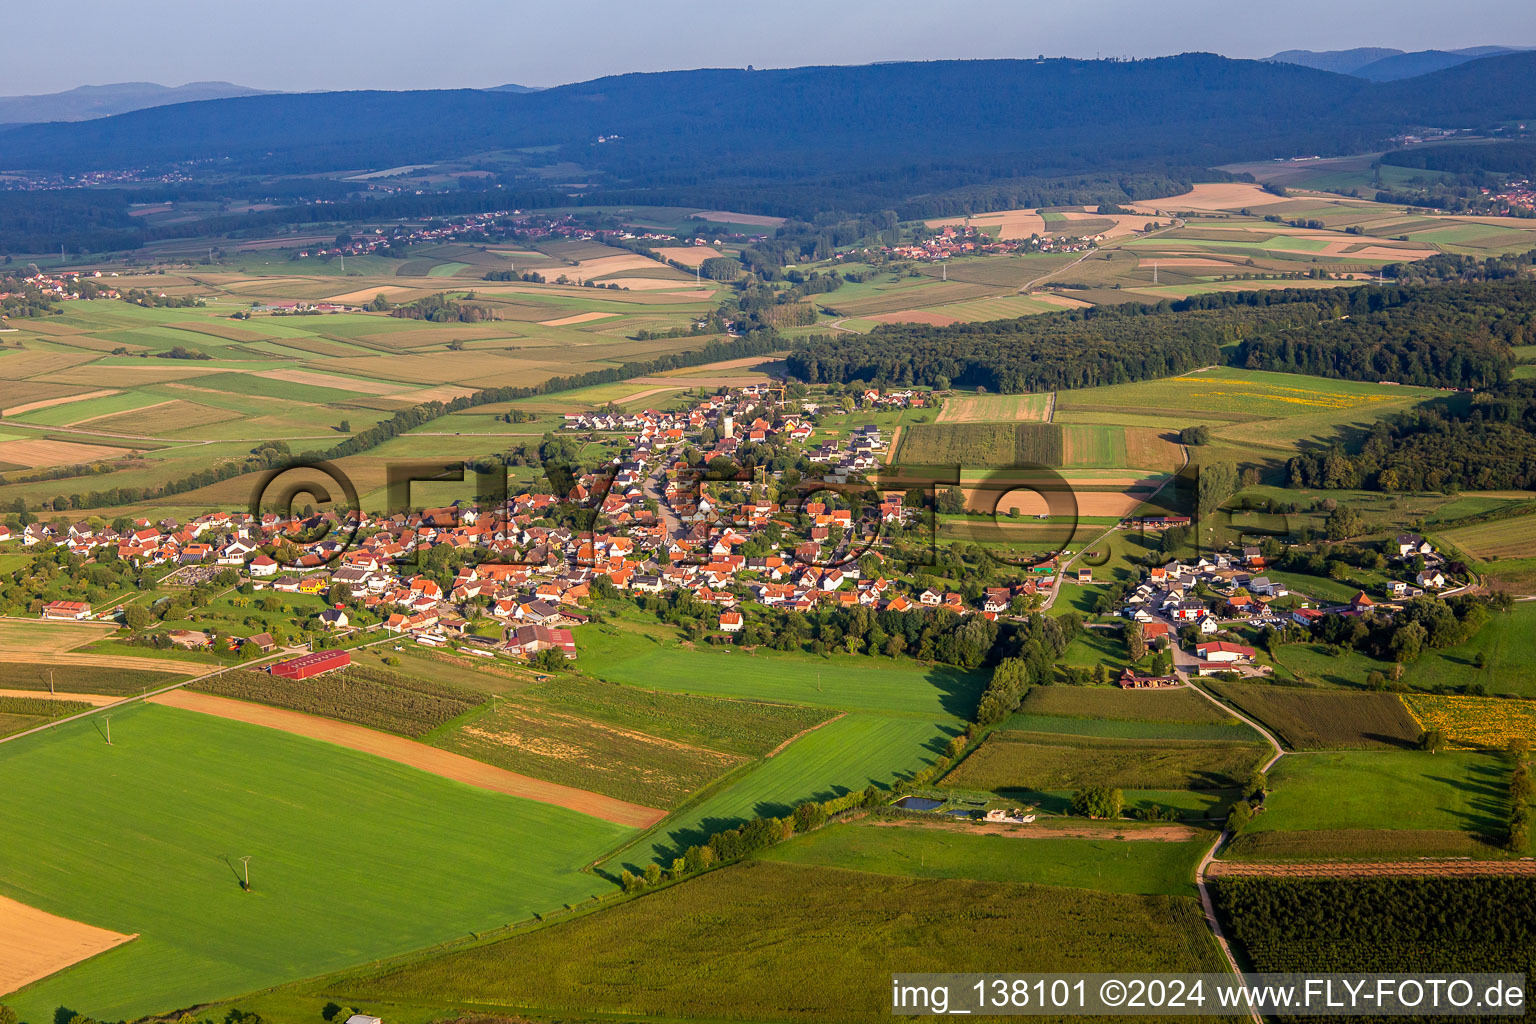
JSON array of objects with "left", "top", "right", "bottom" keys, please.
[
  {"left": 1118, "top": 668, "right": 1178, "bottom": 689},
  {"left": 507, "top": 624, "right": 577, "bottom": 659},
  {"left": 270, "top": 649, "right": 351, "bottom": 680},
  {"left": 40, "top": 600, "right": 92, "bottom": 620},
  {"left": 242, "top": 632, "right": 276, "bottom": 653},
  {"left": 1195, "top": 641, "right": 1255, "bottom": 664},
  {"left": 719, "top": 610, "right": 744, "bottom": 632}
]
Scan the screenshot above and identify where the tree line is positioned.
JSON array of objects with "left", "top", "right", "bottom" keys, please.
[{"left": 1233, "top": 279, "right": 1536, "bottom": 388}]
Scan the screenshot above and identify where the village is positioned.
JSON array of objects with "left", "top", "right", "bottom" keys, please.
[{"left": 5, "top": 383, "right": 1468, "bottom": 688}]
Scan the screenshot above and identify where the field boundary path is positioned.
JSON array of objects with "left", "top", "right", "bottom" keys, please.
[
  {"left": 149, "top": 689, "right": 667, "bottom": 829},
  {"left": 1016, "top": 248, "right": 1095, "bottom": 294},
  {"left": 1186, "top": 681, "right": 1286, "bottom": 1024}
]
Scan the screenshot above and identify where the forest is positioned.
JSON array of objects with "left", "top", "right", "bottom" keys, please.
[
  {"left": 1288, "top": 381, "right": 1536, "bottom": 492},
  {"left": 787, "top": 278, "right": 1536, "bottom": 394},
  {"left": 4, "top": 52, "right": 1536, "bottom": 252},
  {"left": 1380, "top": 140, "right": 1536, "bottom": 177},
  {"left": 785, "top": 308, "right": 1225, "bottom": 392},
  {"left": 1233, "top": 279, "right": 1535, "bottom": 388}
]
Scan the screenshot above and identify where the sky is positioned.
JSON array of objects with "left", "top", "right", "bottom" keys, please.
[{"left": 6, "top": 0, "right": 1536, "bottom": 95}]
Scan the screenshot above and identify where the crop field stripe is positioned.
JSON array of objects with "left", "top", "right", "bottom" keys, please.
[{"left": 152, "top": 689, "right": 666, "bottom": 827}]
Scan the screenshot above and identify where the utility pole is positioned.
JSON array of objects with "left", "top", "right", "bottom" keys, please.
[
  {"left": 48, "top": 668, "right": 54, "bottom": 695},
  {"left": 104, "top": 715, "right": 112, "bottom": 746},
  {"left": 1153, "top": 261, "right": 1158, "bottom": 285},
  {"left": 239, "top": 855, "right": 252, "bottom": 891},
  {"left": 339, "top": 252, "right": 345, "bottom": 273}
]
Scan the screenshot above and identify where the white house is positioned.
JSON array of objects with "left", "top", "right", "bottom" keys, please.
[
  {"left": 1196, "top": 641, "right": 1255, "bottom": 664},
  {"left": 1416, "top": 569, "right": 1446, "bottom": 589}
]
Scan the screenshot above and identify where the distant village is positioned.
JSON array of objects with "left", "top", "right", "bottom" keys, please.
[{"left": 874, "top": 223, "right": 1103, "bottom": 263}]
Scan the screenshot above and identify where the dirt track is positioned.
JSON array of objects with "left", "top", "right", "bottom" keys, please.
[
  {"left": 0, "top": 688, "right": 118, "bottom": 706},
  {"left": 871, "top": 817, "right": 1200, "bottom": 843},
  {"left": 149, "top": 690, "right": 667, "bottom": 828},
  {"left": 0, "top": 893, "right": 136, "bottom": 996},
  {"left": 1207, "top": 859, "right": 1536, "bottom": 878}
]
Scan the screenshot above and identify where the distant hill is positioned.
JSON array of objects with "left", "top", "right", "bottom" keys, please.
[
  {"left": 13, "top": 52, "right": 1533, "bottom": 180},
  {"left": 1268, "top": 46, "right": 1530, "bottom": 80},
  {"left": 1353, "top": 47, "right": 1531, "bottom": 82},
  {"left": 484, "top": 83, "right": 540, "bottom": 93},
  {"left": 0, "top": 81, "right": 271, "bottom": 125},
  {"left": 1267, "top": 48, "right": 1403, "bottom": 76},
  {"left": 5, "top": 50, "right": 1536, "bottom": 245}
]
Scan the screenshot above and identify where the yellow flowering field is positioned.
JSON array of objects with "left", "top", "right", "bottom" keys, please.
[{"left": 1402, "top": 694, "right": 1536, "bottom": 749}]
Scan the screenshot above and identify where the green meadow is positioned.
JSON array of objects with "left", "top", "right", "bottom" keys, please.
[
  {"left": 604, "top": 712, "right": 959, "bottom": 871},
  {"left": 758, "top": 820, "right": 1209, "bottom": 896},
  {"left": 574, "top": 615, "right": 987, "bottom": 718},
  {"left": 301, "top": 860, "right": 1227, "bottom": 1024},
  {"left": 0, "top": 704, "right": 629, "bottom": 1022}
]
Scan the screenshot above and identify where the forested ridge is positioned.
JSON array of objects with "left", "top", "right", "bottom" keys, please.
[{"left": 5, "top": 52, "right": 1536, "bottom": 253}]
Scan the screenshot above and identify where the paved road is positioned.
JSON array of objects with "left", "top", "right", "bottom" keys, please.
[{"left": 643, "top": 460, "right": 685, "bottom": 543}]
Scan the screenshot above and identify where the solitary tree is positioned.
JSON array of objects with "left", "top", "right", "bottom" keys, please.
[
  {"left": 1071, "top": 785, "right": 1124, "bottom": 820},
  {"left": 1419, "top": 728, "right": 1447, "bottom": 754}
]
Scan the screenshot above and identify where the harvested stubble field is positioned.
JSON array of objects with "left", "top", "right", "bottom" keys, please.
[
  {"left": 1204, "top": 681, "right": 1422, "bottom": 750},
  {"left": 0, "top": 893, "right": 136, "bottom": 998},
  {"left": 1, "top": 386, "right": 117, "bottom": 417},
  {"left": 925, "top": 208, "right": 1047, "bottom": 238},
  {"left": 936, "top": 392, "right": 1053, "bottom": 423},
  {"left": 0, "top": 437, "right": 139, "bottom": 468},
  {"left": 329, "top": 860, "right": 1228, "bottom": 1022},
  {"left": 941, "top": 731, "right": 1269, "bottom": 792}
]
